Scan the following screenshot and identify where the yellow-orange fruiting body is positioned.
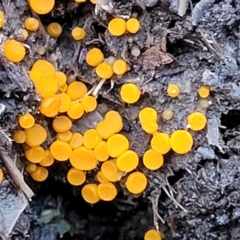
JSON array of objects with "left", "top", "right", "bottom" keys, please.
[
  {"left": 120, "top": 83, "right": 141, "bottom": 104},
  {"left": 31, "top": 166, "right": 48, "bottom": 182},
  {"left": 86, "top": 48, "right": 104, "bottom": 67},
  {"left": 59, "top": 83, "right": 68, "bottom": 93},
  {"left": 29, "top": 0, "right": 55, "bottom": 14},
  {"left": 19, "top": 112, "right": 35, "bottom": 129},
  {"left": 67, "top": 167, "right": 86, "bottom": 186},
  {"left": 144, "top": 229, "right": 162, "bottom": 240},
  {"left": 167, "top": 84, "right": 180, "bottom": 98},
  {"left": 113, "top": 59, "right": 127, "bottom": 75},
  {"left": 67, "top": 101, "right": 84, "bottom": 119},
  {"left": 57, "top": 131, "right": 73, "bottom": 142},
  {"left": 0, "top": 11, "right": 5, "bottom": 28},
  {"left": 151, "top": 133, "right": 171, "bottom": 154},
  {"left": 56, "top": 71, "right": 67, "bottom": 87},
  {"left": 25, "top": 17, "right": 39, "bottom": 31},
  {"left": 81, "top": 96, "right": 97, "bottom": 113},
  {"left": 25, "top": 163, "right": 37, "bottom": 174},
  {"left": 67, "top": 81, "right": 88, "bottom": 100},
  {"left": 13, "top": 130, "right": 26, "bottom": 143},
  {"left": 141, "top": 121, "right": 158, "bottom": 135},
  {"left": 0, "top": 168, "right": 3, "bottom": 184},
  {"left": 126, "top": 172, "right": 147, "bottom": 194},
  {"left": 143, "top": 149, "right": 164, "bottom": 170},
  {"left": 71, "top": 27, "right": 86, "bottom": 40},
  {"left": 50, "top": 140, "right": 72, "bottom": 161},
  {"left": 96, "top": 62, "right": 114, "bottom": 79},
  {"left": 90, "top": 0, "right": 97, "bottom": 3},
  {"left": 58, "top": 93, "right": 71, "bottom": 113},
  {"left": 40, "top": 95, "right": 61, "bottom": 117},
  {"left": 96, "top": 171, "right": 108, "bottom": 183},
  {"left": 47, "top": 22, "right": 62, "bottom": 38},
  {"left": 198, "top": 85, "right": 210, "bottom": 98},
  {"left": 69, "top": 132, "right": 83, "bottom": 149},
  {"left": 25, "top": 124, "right": 47, "bottom": 147},
  {"left": 187, "top": 112, "right": 207, "bottom": 131},
  {"left": 75, "top": 0, "right": 86, "bottom": 2},
  {"left": 170, "top": 130, "right": 193, "bottom": 154},
  {"left": 107, "top": 134, "right": 129, "bottom": 158},
  {"left": 116, "top": 150, "right": 139, "bottom": 172},
  {"left": 70, "top": 146, "right": 97, "bottom": 170},
  {"left": 52, "top": 116, "right": 72, "bottom": 133},
  {"left": 94, "top": 141, "right": 109, "bottom": 162},
  {"left": 81, "top": 183, "right": 100, "bottom": 204},
  {"left": 39, "top": 150, "right": 54, "bottom": 167},
  {"left": 97, "top": 182, "right": 117, "bottom": 201},
  {"left": 3, "top": 40, "right": 26, "bottom": 63},
  {"left": 139, "top": 107, "right": 158, "bottom": 123},
  {"left": 108, "top": 18, "right": 126, "bottom": 37},
  {"left": 83, "top": 129, "right": 102, "bottom": 150},
  {"left": 25, "top": 146, "right": 45, "bottom": 163},
  {"left": 162, "top": 109, "right": 173, "bottom": 120},
  {"left": 126, "top": 18, "right": 140, "bottom": 34},
  {"left": 101, "top": 160, "right": 121, "bottom": 182}
]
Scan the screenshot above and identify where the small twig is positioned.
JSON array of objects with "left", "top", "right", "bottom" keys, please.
[{"left": 149, "top": 195, "right": 165, "bottom": 227}]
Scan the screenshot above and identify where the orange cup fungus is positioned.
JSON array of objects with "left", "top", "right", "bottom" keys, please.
[
  {"left": 71, "top": 27, "right": 86, "bottom": 40},
  {"left": 107, "top": 134, "right": 129, "bottom": 158},
  {"left": 141, "top": 120, "right": 158, "bottom": 135},
  {"left": 81, "top": 96, "right": 97, "bottom": 113},
  {"left": 198, "top": 85, "right": 210, "bottom": 98},
  {"left": 81, "top": 183, "right": 100, "bottom": 204},
  {"left": 58, "top": 93, "right": 71, "bottom": 113},
  {"left": 187, "top": 112, "right": 207, "bottom": 131},
  {"left": 86, "top": 48, "right": 104, "bottom": 67},
  {"left": 25, "top": 17, "right": 39, "bottom": 31},
  {"left": 50, "top": 140, "right": 72, "bottom": 161},
  {"left": 126, "top": 172, "right": 147, "bottom": 194},
  {"left": 144, "top": 229, "right": 162, "bottom": 240},
  {"left": 83, "top": 129, "right": 102, "bottom": 149},
  {"left": 167, "top": 84, "right": 180, "bottom": 98},
  {"left": 96, "top": 171, "right": 108, "bottom": 183},
  {"left": 25, "top": 163, "right": 37, "bottom": 174},
  {"left": 0, "top": 10, "right": 5, "bottom": 28},
  {"left": 116, "top": 150, "right": 139, "bottom": 172},
  {"left": 126, "top": 18, "right": 140, "bottom": 34},
  {"left": 13, "top": 130, "right": 26, "bottom": 143},
  {"left": 101, "top": 160, "right": 122, "bottom": 182},
  {"left": 47, "top": 22, "right": 62, "bottom": 38},
  {"left": 150, "top": 132, "right": 171, "bottom": 154},
  {"left": 67, "top": 101, "right": 84, "bottom": 119},
  {"left": 67, "top": 167, "right": 86, "bottom": 186},
  {"left": 25, "top": 146, "right": 45, "bottom": 163},
  {"left": 97, "top": 182, "right": 117, "bottom": 201},
  {"left": 69, "top": 132, "right": 83, "bottom": 149},
  {"left": 143, "top": 149, "right": 164, "bottom": 170},
  {"left": 139, "top": 107, "right": 158, "bottom": 123},
  {"left": 67, "top": 81, "right": 88, "bottom": 100},
  {"left": 3, "top": 39, "right": 26, "bottom": 63},
  {"left": 31, "top": 166, "right": 48, "bottom": 182},
  {"left": 0, "top": 168, "right": 3, "bottom": 184},
  {"left": 120, "top": 83, "right": 141, "bottom": 104},
  {"left": 39, "top": 150, "right": 54, "bottom": 167},
  {"left": 19, "top": 112, "right": 35, "bottom": 129},
  {"left": 170, "top": 130, "right": 193, "bottom": 154},
  {"left": 113, "top": 59, "right": 128, "bottom": 75},
  {"left": 96, "top": 62, "right": 114, "bottom": 79},
  {"left": 25, "top": 124, "right": 47, "bottom": 147},
  {"left": 94, "top": 141, "right": 109, "bottom": 162},
  {"left": 57, "top": 131, "right": 73, "bottom": 142},
  {"left": 29, "top": 0, "right": 55, "bottom": 14},
  {"left": 108, "top": 18, "right": 126, "bottom": 36},
  {"left": 56, "top": 71, "right": 67, "bottom": 87},
  {"left": 52, "top": 116, "right": 72, "bottom": 133},
  {"left": 40, "top": 95, "right": 61, "bottom": 117}
]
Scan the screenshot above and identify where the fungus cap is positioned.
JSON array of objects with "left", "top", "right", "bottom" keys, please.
[
  {"left": 67, "top": 101, "right": 84, "bottom": 120},
  {"left": 101, "top": 160, "right": 121, "bottom": 182},
  {"left": 50, "top": 140, "right": 72, "bottom": 161},
  {"left": 144, "top": 229, "right": 162, "bottom": 240},
  {"left": 113, "top": 59, "right": 128, "bottom": 75},
  {"left": 139, "top": 107, "right": 158, "bottom": 123},
  {"left": 67, "top": 81, "right": 88, "bottom": 100},
  {"left": 143, "top": 149, "right": 164, "bottom": 170},
  {"left": 150, "top": 133, "right": 171, "bottom": 154},
  {"left": 83, "top": 129, "right": 102, "bottom": 150},
  {"left": 162, "top": 109, "right": 173, "bottom": 120},
  {"left": 108, "top": 18, "right": 126, "bottom": 37},
  {"left": 170, "top": 130, "right": 193, "bottom": 154},
  {"left": 126, "top": 18, "right": 140, "bottom": 34},
  {"left": 25, "top": 17, "right": 39, "bottom": 31},
  {"left": 52, "top": 116, "right": 72, "bottom": 133},
  {"left": 69, "top": 132, "right": 83, "bottom": 149},
  {"left": 187, "top": 112, "right": 207, "bottom": 131},
  {"left": 71, "top": 27, "right": 86, "bottom": 40},
  {"left": 25, "top": 163, "right": 37, "bottom": 174},
  {"left": 19, "top": 112, "right": 35, "bottom": 129},
  {"left": 107, "top": 134, "right": 129, "bottom": 158},
  {"left": 25, "top": 146, "right": 45, "bottom": 163},
  {"left": 96, "top": 171, "right": 109, "bottom": 183},
  {"left": 56, "top": 71, "right": 67, "bottom": 87},
  {"left": 97, "top": 182, "right": 117, "bottom": 201},
  {"left": 86, "top": 48, "right": 104, "bottom": 67},
  {"left": 29, "top": 0, "right": 55, "bottom": 14},
  {"left": 96, "top": 62, "right": 114, "bottom": 79},
  {"left": 58, "top": 92, "right": 71, "bottom": 113},
  {"left": 126, "top": 172, "right": 147, "bottom": 194},
  {"left": 13, "top": 130, "right": 26, "bottom": 143},
  {"left": 47, "top": 22, "right": 62, "bottom": 38},
  {"left": 141, "top": 121, "right": 158, "bottom": 135},
  {"left": 0, "top": 11, "right": 5, "bottom": 28},
  {"left": 39, "top": 95, "right": 61, "bottom": 117},
  {"left": 57, "top": 131, "right": 73, "bottom": 142},
  {"left": 25, "top": 124, "right": 47, "bottom": 147},
  {"left": 67, "top": 167, "right": 86, "bottom": 186},
  {"left": 94, "top": 141, "right": 109, "bottom": 162},
  {"left": 167, "top": 84, "right": 180, "bottom": 98},
  {"left": 116, "top": 150, "right": 139, "bottom": 172},
  {"left": 39, "top": 150, "right": 54, "bottom": 167},
  {"left": 81, "top": 96, "right": 97, "bottom": 113},
  {"left": 198, "top": 85, "right": 210, "bottom": 98},
  {"left": 120, "top": 83, "right": 141, "bottom": 104},
  {"left": 81, "top": 184, "right": 100, "bottom": 204},
  {"left": 31, "top": 166, "right": 48, "bottom": 182}
]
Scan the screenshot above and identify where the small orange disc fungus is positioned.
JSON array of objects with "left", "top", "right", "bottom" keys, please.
[
  {"left": 67, "top": 81, "right": 88, "bottom": 100},
  {"left": 67, "top": 167, "right": 86, "bottom": 186},
  {"left": 170, "top": 130, "right": 193, "bottom": 154},
  {"left": 69, "top": 132, "right": 83, "bottom": 149},
  {"left": 31, "top": 166, "right": 48, "bottom": 182},
  {"left": 56, "top": 71, "right": 67, "bottom": 87},
  {"left": 198, "top": 85, "right": 210, "bottom": 98},
  {"left": 0, "top": 168, "right": 3, "bottom": 184},
  {"left": 94, "top": 141, "right": 109, "bottom": 162},
  {"left": 90, "top": 0, "right": 97, "bottom": 3},
  {"left": 58, "top": 92, "right": 71, "bottom": 113},
  {"left": 25, "top": 17, "right": 39, "bottom": 31},
  {"left": 29, "top": 0, "right": 55, "bottom": 14},
  {"left": 97, "top": 182, "right": 117, "bottom": 201},
  {"left": 81, "top": 183, "right": 100, "bottom": 204},
  {"left": 57, "top": 131, "right": 73, "bottom": 142},
  {"left": 151, "top": 132, "right": 171, "bottom": 154},
  {"left": 86, "top": 48, "right": 104, "bottom": 67},
  {"left": 50, "top": 140, "right": 72, "bottom": 161},
  {"left": 83, "top": 129, "right": 102, "bottom": 150},
  {"left": 0, "top": 11, "right": 5, "bottom": 28},
  {"left": 3, "top": 39, "right": 26, "bottom": 63},
  {"left": 96, "top": 171, "right": 108, "bottom": 183},
  {"left": 39, "top": 150, "right": 54, "bottom": 167},
  {"left": 116, "top": 150, "right": 139, "bottom": 172},
  {"left": 143, "top": 149, "right": 164, "bottom": 170},
  {"left": 13, "top": 130, "right": 26, "bottom": 143},
  {"left": 107, "top": 134, "right": 129, "bottom": 158},
  {"left": 25, "top": 146, "right": 45, "bottom": 163},
  {"left": 113, "top": 59, "right": 128, "bottom": 75},
  {"left": 139, "top": 107, "right": 158, "bottom": 123},
  {"left": 126, "top": 18, "right": 140, "bottom": 34},
  {"left": 19, "top": 112, "right": 35, "bottom": 129},
  {"left": 47, "top": 22, "right": 62, "bottom": 38},
  {"left": 52, "top": 116, "right": 72, "bottom": 133},
  {"left": 187, "top": 112, "right": 207, "bottom": 131},
  {"left": 67, "top": 101, "right": 84, "bottom": 119},
  {"left": 120, "top": 83, "right": 141, "bottom": 104},
  {"left": 167, "top": 84, "right": 180, "bottom": 98},
  {"left": 40, "top": 95, "right": 61, "bottom": 117},
  {"left": 101, "top": 160, "right": 121, "bottom": 182},
  {"left": 162, "top": 109, "right": 173, "bottom": 120},
  {"left": 25, "top": 124, "right": 47, "bottom": 147},
  {"left": 25, "top": 163, "right": 37, "bottom": 174},
  {"left": 71, "top": 27, "right": 86, "bottom": 40},
  {"left": 70, "top": 146, "right": 98, "bottom": 170},
  {"left": 81, "top": 96, "right": 97, "bottom": 113},
  {"left": 141, "top": 121, "right": 158, "bottom": 135},
  {"left": 96, "top": 62, "right": 114, "bottom": 79},
  {"left": 108, "top": 18, "right": 126, "bottom": 36},
  {"left": 126, "top": 172, "right": 147, "bottom": 194},
  {"left": 144, "top": 229, "right": 162, "bottom": 240},
  {"left": 59, "top": 83, "right": 68, "bottom": 93}
]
